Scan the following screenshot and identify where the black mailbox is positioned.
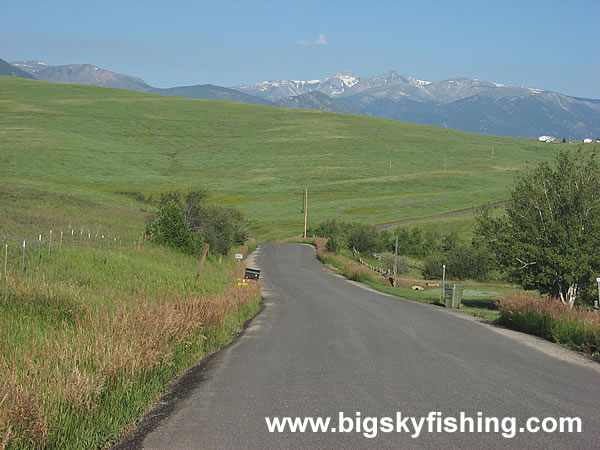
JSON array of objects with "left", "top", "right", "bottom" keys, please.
[{"left": 245, "top": 268, "right": 260, "bottom": 280}]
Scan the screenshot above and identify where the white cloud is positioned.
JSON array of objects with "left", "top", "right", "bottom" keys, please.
[
  {"left": 296, "top": 33, "right": 327, "bottom": 46},
  {"left": 314, "top": 33, "right": 327, "bottom": 45}
]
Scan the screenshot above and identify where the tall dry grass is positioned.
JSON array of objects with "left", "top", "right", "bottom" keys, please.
[
  {"left": 0, "top": 260, "right": 260, "bottom": 448},
  {"left": 498, "top": 294, "right": 600, "bottom": 358}
]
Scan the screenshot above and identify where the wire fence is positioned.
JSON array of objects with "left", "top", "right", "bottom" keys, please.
[{"left": 0, "top": 228, "right": 147, "bottom": 280}]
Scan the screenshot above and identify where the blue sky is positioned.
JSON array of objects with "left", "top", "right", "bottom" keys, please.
[{"left": 1, "top": 0, "right": 599, "bottom": 98}]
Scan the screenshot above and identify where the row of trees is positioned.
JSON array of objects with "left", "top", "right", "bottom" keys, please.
[
  {"left": 309, "top": 219, "right": 493, "bottom": 281},
  {"left": 146, "top": 188, "right": 247, "bottom": 256},
  {"left": 308, "top": 219, "right": 439, "bottom": 256}
]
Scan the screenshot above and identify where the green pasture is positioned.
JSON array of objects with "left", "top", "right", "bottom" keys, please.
[
  {"left": 392, "top": 205, "right": 506, "bottom": 242},
  {"left": 0, "top": 77, "right": 560, "bottom": 240}
]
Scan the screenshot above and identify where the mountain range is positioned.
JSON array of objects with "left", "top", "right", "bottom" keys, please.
[
  {"left": 4, "top": 58, "right": 599, "bottom": 140},
  {"left": 11, "top": 60, "right": 151, "bottom": 91}
]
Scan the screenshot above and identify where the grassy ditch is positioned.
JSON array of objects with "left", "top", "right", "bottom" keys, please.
[
  {"left": 498, "top": 294, "right": 600, "bottom": 360},
  {"left": 0, "top": 244, "right": 260, "bottom": 448},
  {"left": 296, "top": 237, "right": 515, "bottom": 321}
]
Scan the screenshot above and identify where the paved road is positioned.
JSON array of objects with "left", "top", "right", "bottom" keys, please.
[{"left": 140, "top": 243, "right": 599, "bottom": 448}]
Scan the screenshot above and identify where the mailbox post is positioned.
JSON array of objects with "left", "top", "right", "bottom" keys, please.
[
  {"left": 441, "top": 264, "right": 446, "bottom": 302},
  {"left": 596, "top": 278, "right": 600, "bottom": 312}
]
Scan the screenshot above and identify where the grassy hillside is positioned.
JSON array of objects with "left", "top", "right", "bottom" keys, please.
[{"left": 0, "top": 77, "right": 559, "bottom": 240}]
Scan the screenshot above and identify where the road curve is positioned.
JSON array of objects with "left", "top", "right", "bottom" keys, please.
[{"left": 139, "top": 243, "right": 599, "bottom": 448}]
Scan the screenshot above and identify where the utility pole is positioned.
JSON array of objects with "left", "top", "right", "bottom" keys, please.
[
  {"left": 389, "top": 160, "right": 392, "bottom": 177},
  {"left": 393, "top": 236, "right": 399, "bottom": 287},
  {"left": 303, "top": 188, "right": 308, "bottom": 239}
]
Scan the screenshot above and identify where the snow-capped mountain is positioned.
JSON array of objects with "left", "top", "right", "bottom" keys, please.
[
  {"left": 0, "top": 58, "right": 36, "bottom": 79},
  {"left": 233, "top": 72, "right": 360, "bottom": 101},
  {"left": 234, "top": 71, "right": 550, "bottom": 104},
  {"left": 11, "top": 60, "right": 51, "bottom": 75},
  {"left": 234, "top": 71, "right": 600, "bottom": 139},
  {"left": 233, "top": 71, "right": 441, "bottom": 101}
]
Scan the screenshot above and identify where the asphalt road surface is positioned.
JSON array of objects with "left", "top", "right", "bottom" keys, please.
[{"left": 138, "top": 243, "right": 600, "bottom": 448}]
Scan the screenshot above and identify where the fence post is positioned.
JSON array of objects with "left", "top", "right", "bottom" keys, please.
[
  {"left": 38, "top": 234, "right": 42, "bottom": 265},
  {"left": 48, "top": 230, "right": 52, "bottom": 256},
  {"left": 393, "top": 235, "right": 398, "bottom": 287},
  {"left": 60, "top": 231, "right": 63, "bottom": 249},
  {"left": 3, "top": 243, "right": 7, "bottom": 279},
  {"left": 22, "top": 240, "right": 26, "bottom": 273},
  {"left": 196, "top": 243, "right": 210, "bottom": 280}
]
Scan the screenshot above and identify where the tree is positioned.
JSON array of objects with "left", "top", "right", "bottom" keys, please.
[
  {"left": 421, "top": 241, "right": 494, "bottom": 281},
  {"left": 193, "top": 205, "right": 247, "bottom": 255},
  {"left": 146, "top": 188, "right": 247, "bottom": 256},
  {"left": 475, "top": 148, "right": 600, "bottom": 306},
  {"left": 347, "top": 223, "right": 379, "bottom": 253},
  {"left": 146, "top": 199, "right": 202, "bottom": 255}
]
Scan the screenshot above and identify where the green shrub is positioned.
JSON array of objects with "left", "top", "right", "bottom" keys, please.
[
  {"left": 396, "top": 228, "right": 439, "bottom": 257},
  {"left": 421, "top": 243, "right": 493, "bottom": 281},
  {"left": 308, "top": 218, "right": 351, "bottom": 238},
  {"left": 347, "top": 223, "right": 379, "bottom": 253},
  {"left": 194, "top": 206, "right": 247, "bottom": 255},
  {"left": 146, "top": 189, "right": 247, "bottom": 256},
  {"left": 325, "top": 234, "right": 344, "bottom": 253},
  {"left": 380, "top": 252, "right": 409, "bottom": 275},
  {"left": 421, "top": 252, "right": 446, "bottom": 279},
  {"left": 145, "top": 200, "right": 202, "bottom": 256}
]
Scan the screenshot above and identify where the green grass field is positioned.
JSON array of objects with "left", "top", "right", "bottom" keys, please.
[
  {"left": 393, "top": 206, "right": 506, "bottom": 242},
  {"left": 0, "top": 76, "right": 562, "bottom": 241}
]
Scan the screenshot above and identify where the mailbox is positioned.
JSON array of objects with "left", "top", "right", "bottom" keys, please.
[{"left": 244, "top": 268, "right": 260, "bottom": 280}]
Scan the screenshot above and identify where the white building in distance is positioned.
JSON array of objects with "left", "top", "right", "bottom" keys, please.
[{"left": 538, "top": 136, "right": 557, "bottom": 143}]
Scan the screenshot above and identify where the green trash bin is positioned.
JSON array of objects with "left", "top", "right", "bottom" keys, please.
[{"left": 443, "top": 284, "right": 464, "bottom": 308}]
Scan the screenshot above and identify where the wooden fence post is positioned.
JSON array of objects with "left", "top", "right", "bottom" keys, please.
[
  {"left": 393, "top": 235, "right": 398, "bottom": 287},
  {"left": 196, "top": 243, "right": 210, "bottom": 280}
]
